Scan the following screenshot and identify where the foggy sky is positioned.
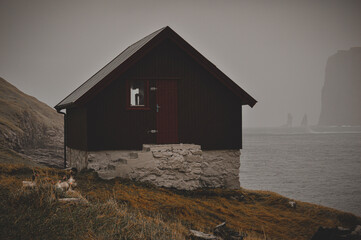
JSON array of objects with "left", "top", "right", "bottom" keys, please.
[{"left": 1, "top": 0, "right": 360, "bottom": 127}]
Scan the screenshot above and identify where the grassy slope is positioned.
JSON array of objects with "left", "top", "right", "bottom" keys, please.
[
  {"left": 0, "top": 163, "right": 360, "bottom": 240},
  {"left": 0, "top": 77, "right": 64, "bottom": 167},
  {"left": 0, "top": 77, "right": 62, "bottom": 133},
  {"left": 0, "top": 77, "right": 63, "bottom": 154}
]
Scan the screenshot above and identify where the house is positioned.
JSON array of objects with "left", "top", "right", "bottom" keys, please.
[{"left": 55, "top": 26, "right": 256, "bottom": 190}]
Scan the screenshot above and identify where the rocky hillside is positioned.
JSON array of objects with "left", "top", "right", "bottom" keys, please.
[
  {"left": 0, "top": 77, "right": 63, "bottom": 167},
  {"left": 319, "top": 47, "right": 361, "bottom": 126}
]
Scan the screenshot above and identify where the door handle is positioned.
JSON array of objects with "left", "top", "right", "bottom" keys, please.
[{"left": 156, "top": 104, "right": 160, "bottom": 113}]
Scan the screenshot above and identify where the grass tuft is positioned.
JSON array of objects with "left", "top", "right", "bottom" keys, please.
[{"left": 0, "top": 163, "right": 360, "bottom": 240}]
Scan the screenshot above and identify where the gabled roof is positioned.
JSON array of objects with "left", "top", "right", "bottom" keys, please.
[{"left": 55, "top": 26, "right": 256, "bottom": 110}]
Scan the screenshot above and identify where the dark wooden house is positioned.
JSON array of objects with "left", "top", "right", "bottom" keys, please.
[{"left": 55, "top": 26, "right": 256, "bottom": 155}]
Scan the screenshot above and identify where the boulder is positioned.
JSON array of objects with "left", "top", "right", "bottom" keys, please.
[{"left": 310, "top": 226, "right": 361, "bottom": 240}]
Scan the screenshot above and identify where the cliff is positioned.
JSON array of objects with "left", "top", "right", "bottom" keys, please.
[
  {"left": 0, "top": 77, "right": 63, "bottom": 167},
  {"left": 319, "top": 47, "right": 361, "bottom": 126}
]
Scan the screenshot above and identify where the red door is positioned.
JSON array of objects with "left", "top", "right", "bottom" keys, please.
[{"left": 156, "top": 80, "right": 178, "bottom": 144}]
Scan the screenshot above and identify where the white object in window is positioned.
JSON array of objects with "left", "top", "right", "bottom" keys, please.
[{"left": 130, "top": 80, "right": 145, "bottom": 106}]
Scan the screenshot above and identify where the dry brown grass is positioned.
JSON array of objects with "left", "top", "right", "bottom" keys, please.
[
  {"left": 0, "top": 163, "right": 360, "bottom": 240},
  {"left": 0, "top": 164, "right": 188, "bottom": 240},
  {"left": 76, "top": 173, "right": 360, "bottom": 239}
]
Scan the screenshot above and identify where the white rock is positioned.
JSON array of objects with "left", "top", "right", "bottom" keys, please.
[
  {"left": 289, "top": 201, "right": 297, "bottom": 208},
  {"left": 55, "top": 181, "right": 70, "bottom": 191},
  {"left": 189, "top": 230, "right": 219, "bottom": 240},
  {"left": 352, "top": 225, "right": 361, "bottom": 235},
  {"left": 22, "top": 181, "right": 36, "bottom": 188}
]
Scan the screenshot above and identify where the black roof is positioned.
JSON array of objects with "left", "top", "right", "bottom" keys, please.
[{"left": 55, "top": 26, "right": 256, "bottom": 110}]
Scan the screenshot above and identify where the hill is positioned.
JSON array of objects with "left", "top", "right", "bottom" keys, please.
[
  {"left": 0, "top": 77, "right": 63, "bottom": 167},
  {"left": 1, "top": 163, "right": 360, "bottom": 240}
]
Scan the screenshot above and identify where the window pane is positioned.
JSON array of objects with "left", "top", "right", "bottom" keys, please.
[{"left": 130, "top": 80, "right": 145, "bottom": 106}]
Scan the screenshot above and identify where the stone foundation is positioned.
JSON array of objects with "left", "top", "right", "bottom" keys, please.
[
  {"left": 66, "top": 147, "right": 88, "bottom": 170},
  {"left": 67, "top": 144, "right": 240, "bottom": 190}
]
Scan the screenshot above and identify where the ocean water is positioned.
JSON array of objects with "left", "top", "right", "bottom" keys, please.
[{"left": 239, "top": 128, "right": 361, "bottom": 216}]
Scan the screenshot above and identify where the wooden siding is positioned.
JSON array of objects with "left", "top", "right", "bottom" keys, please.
[
  {"left": 74, "top": 39, "right": 242, "bottom": 150},
  {"left": 86, "top": 78, "right": 157, "bottom": 150},
  {"left": 66, "top": 107, "right": 87, "bottom": 150}
]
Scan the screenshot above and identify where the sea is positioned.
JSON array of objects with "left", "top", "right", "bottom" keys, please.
[{"left": 239, "top": 126, "right": 361, "bottom": 217}]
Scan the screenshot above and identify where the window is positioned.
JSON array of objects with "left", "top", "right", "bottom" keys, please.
[{"left": 127, "top": 80, "right": 149, "bottom": 109}]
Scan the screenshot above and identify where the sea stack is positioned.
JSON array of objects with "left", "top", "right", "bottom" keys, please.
[{"left": 319, "top": 47, "right": 361, "bottom": 126}]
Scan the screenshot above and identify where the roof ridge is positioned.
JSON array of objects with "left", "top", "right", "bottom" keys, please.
[
  {"left": 55, "top": 26, "right": 256, "bottom": 110},
  {"left": 122, "top": 27, "right": 167, "bottom": 53}
]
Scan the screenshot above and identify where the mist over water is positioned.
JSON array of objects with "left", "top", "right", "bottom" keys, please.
[
  {"left": 240, "top": 128, "right": 361, "bottom": 216},
  {"left": 1, "top": 0, "right": 361, "bottom": 127}
]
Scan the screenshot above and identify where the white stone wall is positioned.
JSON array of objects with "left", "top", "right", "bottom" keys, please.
[
  {"left": 66, "top": 147, "right": 88, "bottom": 170},
  {"left": 66, "top": 144, "right": 240, "bottom": 190}
]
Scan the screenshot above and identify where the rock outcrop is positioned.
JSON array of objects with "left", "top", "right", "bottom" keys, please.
[
  {"left": 0, "top": 77, "right": 63, "bottom": 167},
  {"left": 319, "top": 47, "right": 361, "bottom": 126},
  {"left": 311, "top": 225, "right": 361, "bottom": 240}
]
